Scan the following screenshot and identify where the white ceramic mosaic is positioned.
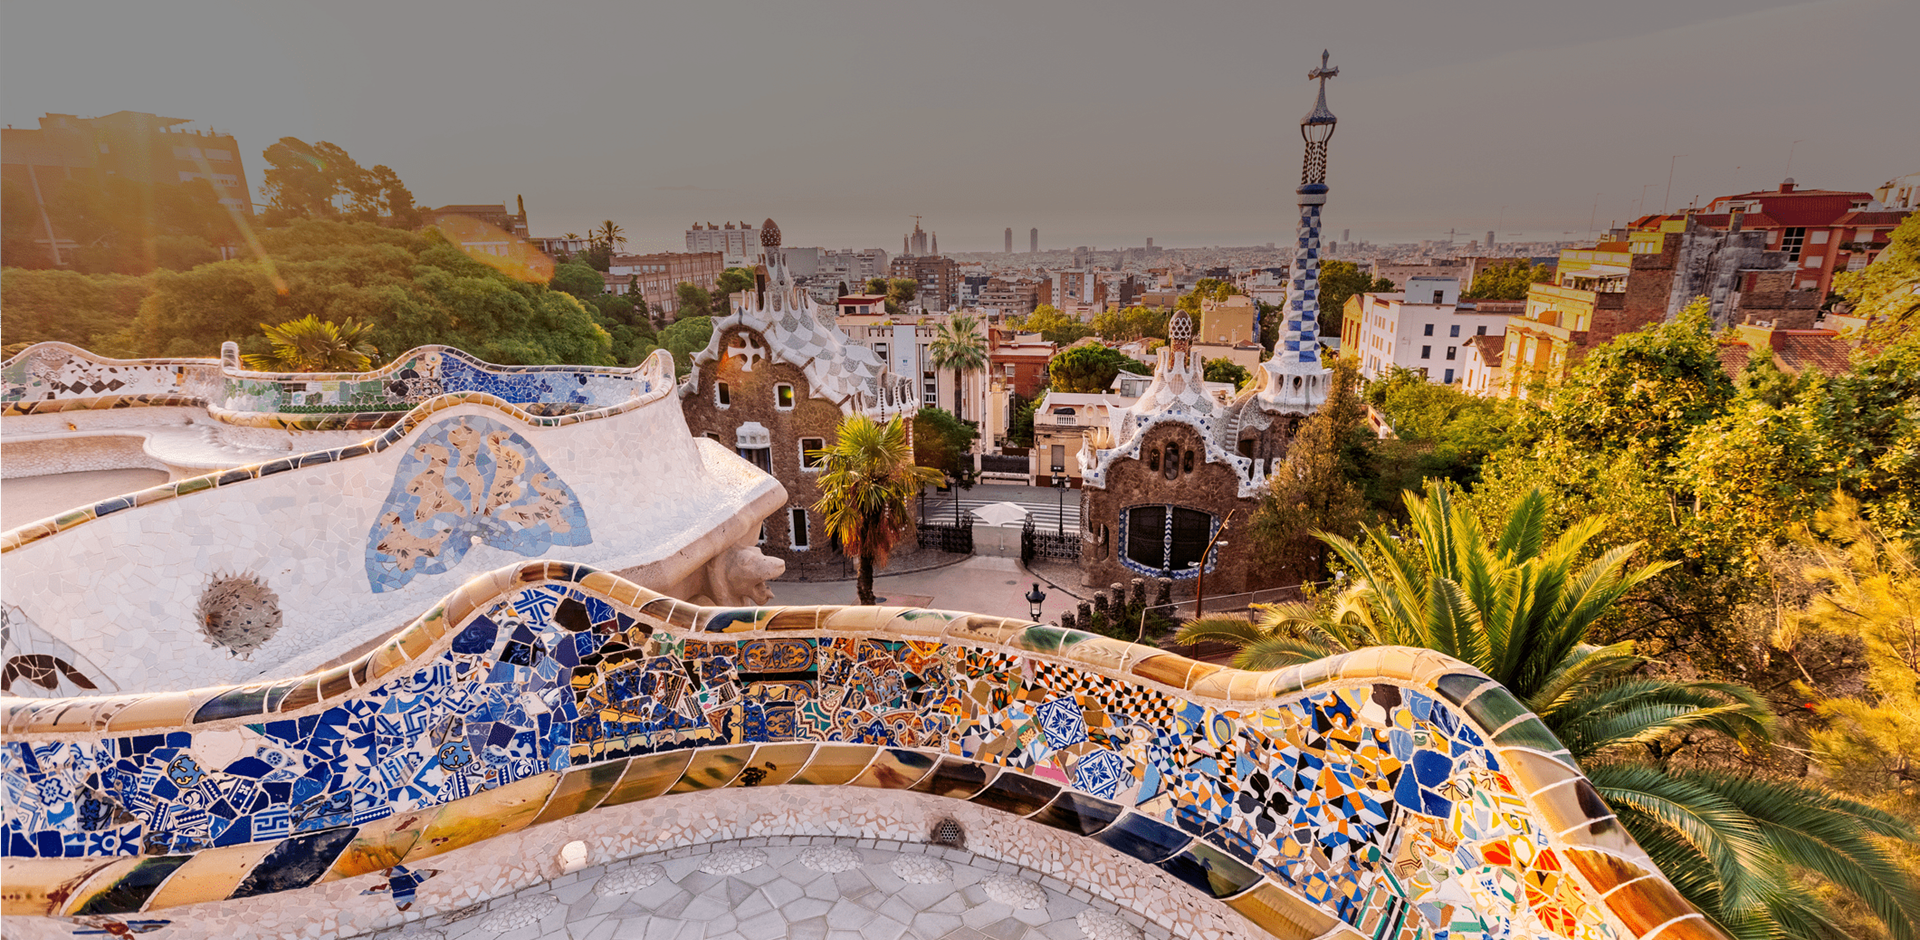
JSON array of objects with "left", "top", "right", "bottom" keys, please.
[
  {"left": 892, "top": 854, "right": 954, "bottom": 885},
  {"left": 591, "top": 863, "right": 665, "bottom": 897},
  {"left": 983, "top": 873, "right": 1049, "bottom": 910},
  {"left": 799, "top": 843, "right": 864, "bottom": 872},
  {"left": 697, "top": 846, "right": 769, "bottom": 875}
]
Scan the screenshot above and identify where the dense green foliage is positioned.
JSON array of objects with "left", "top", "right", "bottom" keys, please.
[
  {"left": 1047, "top": 343, "right": 1150, "bottom": 393},
  {"left": 911, "top": 406, "right": 979, "bottom": 484},
  {"left": 1013, "top": 303, "right": 1094, "bottom": 346},
  {"left": 1202, "top": 357, "right": 1251, "bottom": 389},
  {"left": 1089, "top": 305, "right": 1169, "bottom": 341},
  {"left": 1462, "top": 258, "right": 1553, "bottom": 300},
  {"left": 1316, "top": 260, "right": 1395, "bottom": 336},
  {"left": 1, "top": 268, "right": 150, "bottom": 356},
  {"left": 260, "top": 137, "right": 418, "bottom": 227},
  {"left": 3, "top": 175, "right": 240, "bottom": 275}
]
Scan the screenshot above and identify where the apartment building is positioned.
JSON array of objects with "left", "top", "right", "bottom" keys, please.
[
  {"left": 1340, "top": 277, "right": 1515, "bottom": 384},
  {"left": 604, "top": 251, "right": 726, "bottom": 318},
  {"left": 2, "top": 110, "right": 252, "bottom": 263}
]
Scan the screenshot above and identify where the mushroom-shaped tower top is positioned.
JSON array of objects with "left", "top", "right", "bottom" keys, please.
[{"left": 761, "top": 219, "right": 782, "bottom": 247}]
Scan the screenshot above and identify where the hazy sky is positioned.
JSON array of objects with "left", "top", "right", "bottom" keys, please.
[{"left": 5, "top": 0, "right": 1915, "bottom": 252}]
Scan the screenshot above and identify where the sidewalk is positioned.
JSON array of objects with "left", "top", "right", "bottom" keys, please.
[{"left": 767, "top": 555, "right": 1079, "bottom": 622}]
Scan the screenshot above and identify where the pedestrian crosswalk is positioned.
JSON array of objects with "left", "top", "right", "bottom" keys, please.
[{"left": 920, "top": 494, "right": 1082, "bottom": 531}]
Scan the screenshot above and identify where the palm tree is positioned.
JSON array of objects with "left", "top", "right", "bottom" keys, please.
[
  {"left": 1179, "top": 482, "right": 1920, "bottom": 940},
  {"left": 928, "top": 312, "right": 987, "bottom": 422},
  {"left": 595, "top": 220, "right": 627, "bottom": 255},
  {"left": 811, "top": 414, "right": 944, "bottom": 605},
  {"left": 242, "top": 315, "right": 378, "bottom": 373}
]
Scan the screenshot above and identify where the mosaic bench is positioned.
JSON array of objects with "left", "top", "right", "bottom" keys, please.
[
  {"left": 3, "top": 343, "right": 660, "bottom": 431},
  {"left": 1, "top": 561, "right": 1727, "bottom": 940}
]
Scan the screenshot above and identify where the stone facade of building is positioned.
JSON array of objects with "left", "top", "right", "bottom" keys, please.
[{"left": 680, "top": 220, "right": 917, "bottom": 571}]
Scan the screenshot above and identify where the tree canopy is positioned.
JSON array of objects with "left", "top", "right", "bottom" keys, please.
[
  {"left": 1462, "top": 258, "right": 1553, "bottom": 300},
  {"left": 911, "top": 406, "right": 979, "bottom": 484},
  {"left": 1047, "top": 343, "right": 1150, "bottom": 393},
  {"left": 1317, "top": 260, "right": 1395, "bottom": 335},
  {"left": 260, "top": 138, "right": 418, "bottom": 227},
  {"left": 1014, "top": 304, "right": 1094, "bottom": 346},
  {"left": 1835, "top": 211, "right": 1920, "bottom": 346},
  {"left": 120, "top": 219, "right": 611, "bottom": 365},
  {"left": 1090, "top": 305, "right": 1169, "bottom": 341},
  {"left": 1202, "top": 357, "right": 1251, "bottom": 389}
]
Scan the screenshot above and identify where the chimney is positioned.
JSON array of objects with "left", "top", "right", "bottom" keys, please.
[
  {"left": 1729, "top": 209, "right": 1744, "bottom": 233},
  {"left": 1780, "top": 178, "right": 1796, "bottom": 194}
]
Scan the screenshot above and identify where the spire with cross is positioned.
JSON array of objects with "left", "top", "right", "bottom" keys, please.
[{"left": 1253, "top": 49, "right": 1340, "bottom": 416}]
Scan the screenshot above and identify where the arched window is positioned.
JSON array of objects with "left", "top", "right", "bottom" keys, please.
[
  {"left": 1122, "top": 505, "right": 1215, "bottom": 577},
  {"left": 1162, "top": 442, "right": 1180, "bottom": 480},
  {"left": 1183, "top": 449, "right": 1195, "bottom": 474}
]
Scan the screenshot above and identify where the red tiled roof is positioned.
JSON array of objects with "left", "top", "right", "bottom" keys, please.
[
  {"left": 1716, "top": 343, "right": 1753, "bottom": 381},
  {"left": 1467, "top": 334, "right": 1504, "bottom": 368},
  {"left": 1775, "top": 333, "right": 1852, "bottom": 376}
]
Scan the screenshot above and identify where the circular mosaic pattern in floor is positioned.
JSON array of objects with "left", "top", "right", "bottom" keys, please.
[{"left": 358, "top": 838, "right": 1170, "bottom": 940}]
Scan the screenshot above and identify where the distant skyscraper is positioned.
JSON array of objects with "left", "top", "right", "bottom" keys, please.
[
  {"left": 1030, "top": 228, "right": 1038, "bottom": 253},
  {"left": 1005, "top": 228, "right": 1013, "bottom": 253},
  {"left": 904, "top": 218, "right": 930, "bottom": 255},
  {"left": 1343, "top": 228, "right": 1350, "bottom": 242},
  {"left": 1146, "top": 237, "right": 1154, "bottom": 249},
  {"left": 1487, "top": 230, "right": 1495, "bottom": 247},
  {"left": 931, "top": 232, "right": 938, "bottom": 255}
]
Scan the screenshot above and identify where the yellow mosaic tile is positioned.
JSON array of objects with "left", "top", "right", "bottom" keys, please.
[
  {"left": 404, "top": 771, "right": 558, "bottom": 864},
  {"left": 145, "top": 840, "right": 281, "bottom": 909},
  {"left": 1221, "top": 882, "right": 1337, "bottom": 940},
  {"left": 0, "top": 857, "right": 119, "bottom": 916}
]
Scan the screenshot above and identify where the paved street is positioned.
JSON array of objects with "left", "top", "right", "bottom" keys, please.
[{"left": 768, "top": 555, "right": 1085, "bottom": 623}]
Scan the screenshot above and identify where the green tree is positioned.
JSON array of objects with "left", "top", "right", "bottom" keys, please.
[
  {"left": 1047, "top": 343, "right": 1150, "bottom": 393},
  {"left": 593, "top": 220, "right": 627, "bottom": 256},
  {"left": 1202, "top": 357, "right": 1250, "bottom": 389},
  {"left": 928, "top": 312, "right": 987, "bottom": 420},
  {"left": 126, "top": 220, "right": 613, "bottom": 365},
  {"left": 1786, "top": 496, "right": 1920, "bottom": 938},
  {"left": 1247, "top": 354, "right": 1368, "bottom": 582},
  {"left": 260, "top": 138, "right": 414, "bottom": 226},
  {"left": 674, "top": 282, "right": 714, "bottom": 320},
  {"left": 1091, "top": 305, "right": 1169, "bottom": 341},
  {"left": 1834, "top": 212, "right": 1920, "bottom": 347},
  {"left": 0, "top": 268, "right": 151, "bottom": 353},
  {"left": 912, "top": 406, "right": 979, "bottom": 484},
  {"left": 864, "top": 276, "right": 888, "bottom": 295},
  {"left": 1008, "top": 394, "right": 1038, "bottom": 448},
  {"left": 886, "top": 277, "right": 919, "bottom": 313},
  {"left": 1546, "top": 297, "right": 1733, "bottom": 461},
  {"left": 1463, "top": 258, "right": 1554, "bottom": 300},
  {"left": 242, "top": 315, "right": 379, "bottom": 372},
  {"left": 1185, "top": 484, "right": 1920, "bottom": 940},
  {"left": 811, "top": 414, "right": 944, "bottom": 605},
  {"left": 713, "top": 267, "right": 756, "bottom": 304},
  {"left": 1316, "top": 260, "right": 1394, "bottom": 336},
  {"left": 656, "top": 316, "right": 713, "bottom": 376},
  {"left": 39, "top": 176, "right": 235, "bottom": 275},
  {"left": 550, "top": 262, "right": 606, "bottom": 300},
  {"left": 1015, "top": 304, "right": 1093, "bottom": 346}
]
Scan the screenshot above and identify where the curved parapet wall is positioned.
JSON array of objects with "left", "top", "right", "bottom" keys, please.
[
  {"left": 3, "top": 342, "right": 664, "bottom": 430},
  {"left": 0, "top": 351, "right": 788, "bottom": 698},
  {"left": 1, "top": 343, "right": 220, "bottom": 414},
  {"left": 1, "top": 561, "right": 1729, "bottom": 940}
]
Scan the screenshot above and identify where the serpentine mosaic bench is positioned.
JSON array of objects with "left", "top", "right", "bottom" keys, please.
[
  {"left": 3, "top": 342, "right": 659, "bottom": 431},
  {"left": 2, "top": 561, "right": 1726, "bottom": 940}
]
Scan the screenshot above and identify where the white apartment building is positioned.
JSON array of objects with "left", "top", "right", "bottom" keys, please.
[
  {"left": 1347, "top": 277, "right": 1513, "bottom": 385},
  {"left": 685, "top": 221, "right": 765, "bottom": 266}
]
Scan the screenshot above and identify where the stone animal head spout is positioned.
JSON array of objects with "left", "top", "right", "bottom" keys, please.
[{"left": 708, "top": 546, "right": 785, "bottom": 607}]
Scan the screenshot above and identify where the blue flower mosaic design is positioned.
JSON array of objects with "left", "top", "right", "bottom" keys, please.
[
  {"left": 1035, "top": 695, "right": 1089, "bottom": 749},
  {"left": 1072, "top": 747, "right": 1128, "bottom": 799},
  {"left": 364, "top": 416, "right": 591, "bottom": 592}
]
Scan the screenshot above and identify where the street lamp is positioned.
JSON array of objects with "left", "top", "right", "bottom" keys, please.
[
  {"left": 1051, "top": 473, "right": 1067, "bottom": 537},
  {"left": 1193, "top": 510, "right": 1235, "bottom": 619},
  {"left": 1025, "top": 583, "right": 1047, "bottom": 622}
]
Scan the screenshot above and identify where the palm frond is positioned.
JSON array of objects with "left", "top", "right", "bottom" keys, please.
[
  {"left": 1233, "top": 636, "right": 1340, "bottom": 671},
  {"left": 1586, "top": 763, "right": 1775, "bottom": 918}
]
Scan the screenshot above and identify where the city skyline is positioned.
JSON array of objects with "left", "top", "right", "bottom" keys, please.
[{"left": 4, "top": 0, "right": 1914, "bottom": 252}]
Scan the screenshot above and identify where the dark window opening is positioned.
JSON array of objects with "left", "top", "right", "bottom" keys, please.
[{"left": 790, "top": 508, "right": 810, "bottom": 548}]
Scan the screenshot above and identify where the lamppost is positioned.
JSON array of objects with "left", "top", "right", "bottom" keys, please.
[
  {"left": 1193, "top": 510, "right": 1235, "bottom": 619},
  {"left": 1025, "top": 583, "right": 1047, "bottom": 622},
  {"left": 1051, "top": 473, "right": 1067, "bottom": 537}
]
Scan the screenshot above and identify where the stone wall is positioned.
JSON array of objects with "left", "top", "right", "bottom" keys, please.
[
  {"left": 680, "top": 324, "right": 861, "bottom": 571},
  {"left": 1080, "top": 421, "right": 1262, "bottom": 596},
  {"left": 1, "top": 561, "right": 1728, "bottom": 940}
]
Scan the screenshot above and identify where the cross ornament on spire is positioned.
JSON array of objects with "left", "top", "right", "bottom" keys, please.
[{"left": 1309, "top": 49, "right": 1338, "bottom": 86}]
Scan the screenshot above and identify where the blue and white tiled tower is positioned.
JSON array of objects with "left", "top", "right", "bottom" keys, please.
[{"left": 1255, "top": 50, "right": 1339, "bottom": 414}]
